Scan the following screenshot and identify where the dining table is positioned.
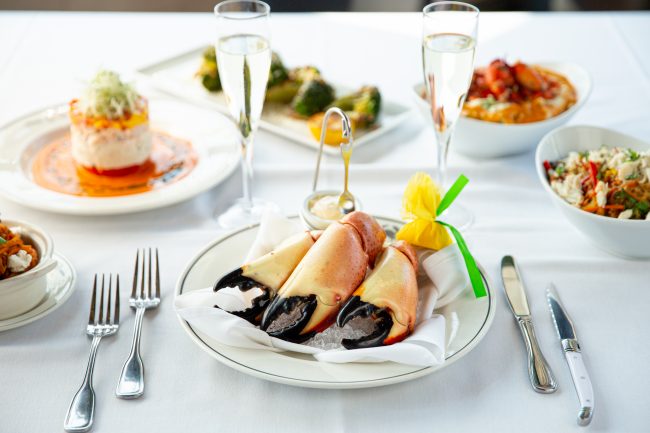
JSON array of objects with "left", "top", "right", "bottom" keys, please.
[{"left": 1, "top": 9, "right": 649, "bottom": 433}]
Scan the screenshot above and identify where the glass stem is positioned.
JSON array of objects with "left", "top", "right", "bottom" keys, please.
[
  {"left": 434, "top": 127, "right": 453, "bottom": 190},
  {"left": 240, "top": 134, "right": 254, "bottom": 210}
]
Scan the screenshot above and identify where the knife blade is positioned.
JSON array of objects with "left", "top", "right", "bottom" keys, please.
[
  {"left": 500, "top": 256, "right": 557, "bottom": 393},
  {"left": 547, "top": 283, "right": 594, "bottom": 426}
]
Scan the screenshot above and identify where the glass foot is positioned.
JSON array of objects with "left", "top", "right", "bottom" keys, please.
[
  {"left": 437, "top": 203, "right": 474, "bottom": 231},
  {"left": 215, "top": 197, "right": 279, "bottom": 229}
]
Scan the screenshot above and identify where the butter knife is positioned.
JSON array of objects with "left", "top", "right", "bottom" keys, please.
[
  {"left": 500, "top": 256, "right": 557, "bottom": 393},
  {"left": 547, "top": 284, "right": 594, "bottom": 426}
]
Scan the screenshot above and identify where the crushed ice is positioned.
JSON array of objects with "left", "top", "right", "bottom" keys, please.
[
  {"left": 266, "top": 307, "right": 303, "bottom": 333},
  {"left": 303, "top": 316, "right": 378, "bottom": 350}
]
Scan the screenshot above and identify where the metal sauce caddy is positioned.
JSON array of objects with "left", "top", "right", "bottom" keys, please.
[{"left": 300, "top": 107, "right": 362, "bottom": 230}]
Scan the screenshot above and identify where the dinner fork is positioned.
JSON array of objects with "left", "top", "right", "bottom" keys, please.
[
  {"left": 64, "top": 274, "right": 120, "bottom": 433},
  {"left": 116, "top": 248, "right": 160, "bottom": 399}
]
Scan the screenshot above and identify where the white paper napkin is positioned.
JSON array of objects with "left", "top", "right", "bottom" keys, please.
[{"left": 174, "top": 212, "right": 469, "bottom": 367}]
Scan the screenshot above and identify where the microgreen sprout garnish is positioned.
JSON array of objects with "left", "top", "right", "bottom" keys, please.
[{"left": 79, "top": 70, "right": 140, "bottom": 119}]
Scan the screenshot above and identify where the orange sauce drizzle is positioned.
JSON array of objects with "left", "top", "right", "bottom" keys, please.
[{"left": 32, "top": 132, "right": 198, "bottom": 197}]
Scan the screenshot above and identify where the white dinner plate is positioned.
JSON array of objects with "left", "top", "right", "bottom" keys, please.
[
  {"left": 0, "top": 97, "right": 240, "bottom": 215},
  {"left": 0, "top": 253, "right": 76, "bottom": 332},
  {"left": 175, "top": 216, "right": 496, "bottom": 389},
  {"left": 137, "top": 46, "right": 413, "bottom": 156}
]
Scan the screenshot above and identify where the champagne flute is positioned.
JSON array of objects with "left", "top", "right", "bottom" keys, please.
[
  {"left": 422, "top": 1, "right": 479, "bottom": 229},
  {"left": 214, "top": 0, "right": 276, "bottom": 228}
]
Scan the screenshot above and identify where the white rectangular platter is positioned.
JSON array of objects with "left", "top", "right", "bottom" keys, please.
[{"left": 137, "top": 46, "right": 412, "bottom": 155}]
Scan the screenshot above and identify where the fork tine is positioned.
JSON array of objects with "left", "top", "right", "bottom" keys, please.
[
  {"left": 140, "top": 248, "right": 146, "bottom": 300},
  {"left": 106, "top": 274, "right": 112, "bottom": 325},
  {"left": 88, "top": 274, "right": 97, "bottom": 325},
  {"left": 132, "top": 250, "right": 139, "bottom": 299},
  {"left": 148, "top": 247, "right": 152, "bottom": 299},
  {"left": 155, "top": 248, "right": 160, "bottom": 299},
  {"left": 98, "top": 274, "right": 105, "bottom": 325},
  {"left": 115, "top": 274, "right": 120, "bottom": 325}
]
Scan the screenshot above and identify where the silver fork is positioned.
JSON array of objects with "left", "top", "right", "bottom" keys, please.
[
  {"left": 116, "top": 248, "right": 160, "bottom": 399},
  {"left": 64, "top": 274, "right": 120, "bottom": 433}
]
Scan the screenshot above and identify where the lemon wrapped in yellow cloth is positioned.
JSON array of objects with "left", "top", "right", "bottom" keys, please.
[
  {"left": 396, "top": 172, "right": 452, "bottom": 251},
  {"left": 397, "top": 172, "right": 486, "bottom": 298}
]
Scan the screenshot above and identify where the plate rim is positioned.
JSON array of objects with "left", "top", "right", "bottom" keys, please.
[
  {"left": 0, "top": 252, "right": 76, "bottom": 332},
  {"left": 0, "top": 100, "right": 240, "bottom": 216},
  {"left": 174, "top": 215, "right": 496, "bottom": 389}
]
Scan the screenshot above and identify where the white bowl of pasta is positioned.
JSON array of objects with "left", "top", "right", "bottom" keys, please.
[{"left": 536, "top": 125, "right": 650, "bottom": 259}]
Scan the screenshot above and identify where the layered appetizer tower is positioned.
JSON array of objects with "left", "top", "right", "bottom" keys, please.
[{"left": 69, "top": 70, "right": 152, "bottom": 175}]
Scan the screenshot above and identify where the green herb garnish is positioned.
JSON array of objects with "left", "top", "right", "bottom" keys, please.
[
  {"left": 555, "top": 165, "right": 566, "bottom": 176},
  {"left": 480, "top": 95, "right": 497, "bottom": 110},
  {"left": 0, "top": 236, "right": 5, "bottom": 245},
  {"left": 626, "top": 148, "right": 640, "bottom": 162},
  {"left": 579, "top": 150, "right": 590, "bottom": 159},
  {"left": 626, "top": 172, "right": 639, "bottom": 180}
]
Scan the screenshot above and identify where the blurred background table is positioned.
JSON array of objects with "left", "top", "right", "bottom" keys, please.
[{"left": 1, "top": 11, "right": 649, "bottom": 433}]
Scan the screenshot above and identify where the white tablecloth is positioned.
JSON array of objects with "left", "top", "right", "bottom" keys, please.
[{"left": 1, "top": 11, "right": 649, "bottom": 433}]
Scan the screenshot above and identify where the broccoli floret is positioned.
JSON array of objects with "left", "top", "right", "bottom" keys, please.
[
  {"left": 330, "top": 86, "right": 381, "bottom": 128},
  {"left": 292, "top": 78, "right": 335, "bottom": 117},
  {"left": 197, "top": 46, "right": 221, "bottom": 92},
  {"left": 268, "top": 52, "right": 289, "bottom": 88},
  {"left": 289, "top": 66, "right": 321, "bottom": 83},
  {"left": 265, "top": 65, "right": 320, "bottom": 104}
]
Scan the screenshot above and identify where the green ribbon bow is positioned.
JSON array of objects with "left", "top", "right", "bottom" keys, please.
[{"left": 437, "top": 175, "right": 487, "bottom": 298}]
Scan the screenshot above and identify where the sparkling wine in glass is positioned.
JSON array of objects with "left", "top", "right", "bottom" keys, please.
[
  {"left": 214, "top": 0, "right": 277, "bottom": 228},
  {"left": 422, "top": 1, "right": 479, "bottom": 229}
]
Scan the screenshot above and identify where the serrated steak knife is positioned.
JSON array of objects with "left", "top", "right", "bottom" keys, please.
[{"left": 547, "top": 283, "right": 594, "bottom": 426}]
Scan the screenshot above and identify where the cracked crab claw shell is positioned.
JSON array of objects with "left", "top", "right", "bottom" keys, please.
[
  {"left": 337, "top": 240, "right": 419, "bottom": 349},
  {"left": 260, "top": 211, "right": 386, "bottom": 342}
]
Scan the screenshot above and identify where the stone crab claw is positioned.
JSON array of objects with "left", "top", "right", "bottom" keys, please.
[
  {"left": 260, "top": 211, "right": 386, "bottom": 343},
  {"left": 213, "top": 230, "right": 321, "bottom": 324},
  {"left": 336, "top": 241, "right": 418, "bottom": 349}
]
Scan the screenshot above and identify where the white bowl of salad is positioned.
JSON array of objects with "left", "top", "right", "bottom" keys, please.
[{"left": 536, "top": 125, "right": 650, "bottom": 259}]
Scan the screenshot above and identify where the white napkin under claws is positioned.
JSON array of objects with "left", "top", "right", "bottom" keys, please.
[{"left": 174, "top": 211, "right": 468, "bottom": 367}]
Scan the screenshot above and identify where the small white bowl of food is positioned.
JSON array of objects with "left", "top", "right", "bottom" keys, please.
[
  {"left": 0, "top": 220, "right": 57, "bottom": 319},
  {"left": 536, "top": 125, "right": 650, "bottom": 259},
  {"left": 413, "top": 59, "right": 591, "bottom": 158},
  {"left": 301, "top": 190, "right": 363, "bottom": 230}
]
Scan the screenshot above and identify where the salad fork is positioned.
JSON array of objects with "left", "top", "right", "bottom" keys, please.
[
  {"left": 116, "top": 248, "right": 160, "bottom": 399},
  {"left": 64, "top": 274, "right": 120, "bottom": 433}
]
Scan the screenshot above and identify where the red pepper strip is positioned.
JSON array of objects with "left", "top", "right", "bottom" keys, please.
[
  {"left": 588, "top": 161, "right": 599, "bottom": 187},
  {"left": 543, "top": 160, "right": 552, "bottom": 172}
]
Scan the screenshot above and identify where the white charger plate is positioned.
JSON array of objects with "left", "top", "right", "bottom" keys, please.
[
  {"left": 0, "top": 253, "right": 76, "bottom": 332},
  {"left": 0, "top": 97, "right": 240, "bottom": 215},
  {"left": 175, "top": 216, "right": 496, "bottom": 389},
  {"left": 137, "top": 46, "right": 412, "bottom": 156}
]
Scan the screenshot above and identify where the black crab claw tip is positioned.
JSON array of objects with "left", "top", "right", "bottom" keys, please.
[
  {"left": 337, "top": 297, "right": 393, "bottom": 349},
  {"left": 336, "top": 296, "right": 373, "bottom": 327},
  {"left": 213, "top": 268, "right": 272, "bottom": 324},
  {"left": 214, "top": 268, "right": 262, "bottom": 292},
  {"left": 260, "top": 295, "right": 318, "bottom": 343}
]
